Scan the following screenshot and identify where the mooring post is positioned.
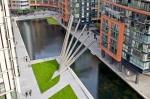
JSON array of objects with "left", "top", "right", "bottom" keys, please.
[
  {"left": 119, "top": 63, "right": 123, "bottom": 72},
  {"left": 135, "top": 73, "right": 140, "bottom": 84}
]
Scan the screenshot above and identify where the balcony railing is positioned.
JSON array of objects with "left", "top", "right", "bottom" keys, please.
[{"left": 110, "top": 0, "right": 150, "bottom": 12}]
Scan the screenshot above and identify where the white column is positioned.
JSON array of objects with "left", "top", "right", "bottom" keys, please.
[
  {"left": 3, "top": 0, "right": 21, "bottom": 94},
  {"left": 0, "top": 5, "right": 12, "bottom": 99},
  {"left": 0, "top": 7, "right": 14, "bottom": 91}
]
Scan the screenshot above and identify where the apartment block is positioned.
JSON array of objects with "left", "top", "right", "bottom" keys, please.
[
  {"left": 69, "top": 0, "right": 100, "bottom": 26},
  {"left": 10, "top": 0, "right": 30, "bottom": 10},
  {"left": 100, "top": 0, "right": 150, "bottom": 73},
  {"left": 28, "top": 0, "right": 100, "bottom": 25},
  {"left": 29, "top": 0, "right": 59, "bottom": 9}
]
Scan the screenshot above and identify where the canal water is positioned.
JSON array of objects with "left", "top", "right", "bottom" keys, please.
[
  {"left": 17, "top": 19, "right": 65, "bottom": 60},
  {"left": 17, "top": 19, "right": 143, "bottom": 99}
]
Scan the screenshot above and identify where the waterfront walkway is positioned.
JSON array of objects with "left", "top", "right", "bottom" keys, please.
[
  {"left": 71, "top": 29, "right": 150, "bottom": 99},
  {"left": 12, "top": 10, "right": 67, "bottom": 29},
  {"left": 12, "top": 19, "right": 93, "bottom": 99}
]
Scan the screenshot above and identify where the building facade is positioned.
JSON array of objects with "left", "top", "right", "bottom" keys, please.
[
  {"left": 70, "top": 0, "right": 100, "bottom": 26},
  {"left": 59, "top": 0, "right": 70, "bottom": 23},
  {"left": 100, "top": 0, "right": 150, "bottom": 73},
  {"left": 0, "top": 0, "right": 20, "bottom": 99},
  {"left": 60, "top": 0, "right": 101, "bottom": 25},
  {"left": 29, "top": 0, "right": 59, "bottom": 9},
  {"left": 10, "top": 0, "right": 30, "bottom": 10},
  {"left": 28, "top": 0, "right": 100, "bottom": 25}
]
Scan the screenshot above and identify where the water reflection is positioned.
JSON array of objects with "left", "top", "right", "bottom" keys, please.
[
  {"left": 17, "top": 19, "right": 65, "bottom": 60},
  {"left": 72, "top": 50, "right": 99, "bottom": 98},
  {"left": 72, "top": 50, "right": 143, "bottom": 99}
]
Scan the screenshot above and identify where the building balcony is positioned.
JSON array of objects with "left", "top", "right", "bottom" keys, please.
[
  {"left": 108, "top": 0, "right": 150, "bottom": 12},
  {"left": 129, "top": 27, "right": 150, "bottom": 44},
  {"left": 102, "top": 0, "right": 150, "bottom": 16},
  {"left": 130, "top": 56, "right": 150, "bottom": 70}
]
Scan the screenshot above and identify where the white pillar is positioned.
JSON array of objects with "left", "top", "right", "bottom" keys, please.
[
  {"left": 0, "top": 4, "right": 12, "bottom": 99},
  {"left": 0, "top": 0, "right": 21, "bottom": 98}
]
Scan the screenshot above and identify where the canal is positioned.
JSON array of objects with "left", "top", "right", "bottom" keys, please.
[{"left": 17, "top": 19, "right": 143, "bottom": 99}]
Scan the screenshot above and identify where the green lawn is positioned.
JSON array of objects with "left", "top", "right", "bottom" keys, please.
[
  {"left": 49, "top": 85, "right": 78, "bottom": 99},
  {"left": 32, "top": 60, "right": 60, "bottom": 93},
  {"left": 47, "top": 17, "right": 58, "bottom": 25},
  {"left": 0, "top": 96, "right": 6, "bottom": 99}
]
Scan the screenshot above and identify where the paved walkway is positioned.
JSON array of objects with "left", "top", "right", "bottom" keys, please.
[
  {"left": 71, "top": 29, "right": 150, "bottom": 99},
  {"left": 12, "top": 18, "right": 93, "bottom": 99}
]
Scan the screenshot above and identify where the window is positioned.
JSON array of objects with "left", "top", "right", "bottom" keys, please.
[
  {"left": 148, "top": 54, "right": 150, "bottom": 60},
  {"left": 134, "top": 42, "right": 143, "bottom": 51},
  {"left": 111, "top": 24, "right": 119, "bottom": 39},
  {"left": 109, "top": 39, "right": 117, "bottom": 54},
  {"left": 102, "top": 34, "right": 108, "bottom": 48},
  {"left": 102, "top": 19, "right": 109, "bottom": 34}
]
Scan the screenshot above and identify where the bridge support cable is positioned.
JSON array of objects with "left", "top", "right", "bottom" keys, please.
[
  {"left": 62, "top": 19, "right": 81, "bottom": 64},
  {"left": 52, "top": 16, "right": 95, "bottom": 78},
  {"left": 59, "top": 15, "right": 74, "bottom": 64}
]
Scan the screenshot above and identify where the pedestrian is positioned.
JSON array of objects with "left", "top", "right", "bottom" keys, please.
[
  {"left": 94, "top": 34, "right": 96, "bottom": 39},
  {"left": 94, "top": 34, "right": 97, "bottom": 40},
  {"left": 25, "top": 91, "right": 28, "bottom": 97},
  {"left": 87, "top": 31, "right": 89, "bottom": 35},
  {"left": 24, "top": 56, "right": 28, "bottom": 62},
  {"left": 26, "top": 56, "right": 28, "bottom": 62},
  {"left": 29, "top": 89, "right": 32, "bottom": 96},
  {"left": 96, "top": 37, "right": 97, "bottom": 40}
]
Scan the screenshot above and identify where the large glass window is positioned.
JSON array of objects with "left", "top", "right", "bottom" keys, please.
[
  {"left": 130, "top": 56, "right": 150, "bottom": 70},
  {"left": 148, "top": 54, "right": 150, "bottom": 60},
  {"left": 111, "top": 24, "right": 119, "bottom": 39},
  {"left": 109, "top": 39, "right": 117, "bottom": 54},
  {"left": 134, "top": 41, "right": 143, "bottom": 51},
  {"left": 102, "top": 19, "right": 109, "bottom": 34},
  {"left": 102, "top": 34, "right": 108, "bottom": 48}
]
